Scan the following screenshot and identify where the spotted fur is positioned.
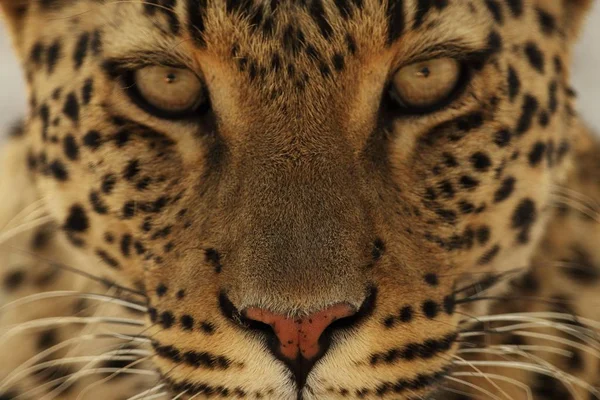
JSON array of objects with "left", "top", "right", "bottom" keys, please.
[{"left": 0, "top": 0, "right": 598, "bottom": 398}]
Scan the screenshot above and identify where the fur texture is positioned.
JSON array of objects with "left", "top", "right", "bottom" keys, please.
[{"left": 0, "top": 0, "right": 598, "bottom": 398}]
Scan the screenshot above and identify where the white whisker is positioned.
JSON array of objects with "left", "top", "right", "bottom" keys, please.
[
  {"left": 452, "top": 360, "right": 599, "bottom": 398},
  {"left": 0, "top": 333, "right": 150, "bottom": 389},
  {"left": 452, "top": 372, "right": 533, "bottom": 400},
  {"left": 126, "top": 384, "right": 167, "bottom": 400},
  {"left": 16, "top": 368, "right": 159, "bottom": 400},
  {"left": 0, "top": 316, "right": 144, "bottom": 342},
  {"left": 445, "top": 376, "right": 504, "bottom": 400},
  {"left": 452, "top": 355, "right": 514, "bottom": 400},
  {"left": 0, "top": 290, "right": 147, "bottom": 314}
]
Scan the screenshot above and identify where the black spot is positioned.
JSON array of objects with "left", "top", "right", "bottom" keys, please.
[
  {"left": 332, "top": 53, "right": 345, "bottom": 71},
  {"left": 459, "top": 201, "right": 475, "bottom": 214},
  {"left": 309, "top": 0, "right": 333, "bottom": 39},
  {"left": 528, "top": 142, "right": 547, "bottom": 166},
  {"left": 156, "top": 283, "right": 168, "bottom": 297},
  {"left": 476, "top": 226, "right": 491, "bottom": 245},
  {"left": 46, "top": 39, "right": 62, "bottom": 74},
  {"left": 82, "top": 78, "right": 94, "bottom": 105},
  {"left": 524, "top": 42, "right": 545, "bottom": 73},
  {"left": 494, "top": 129, "right": 511, "bottom": 147},
  {"left": 512, "top": 199, "right": 536, "bottom": 244},
  {"left": 73, "top": 32, "right": 90, "bottom": 69},
  {"left": 122, "top": 201, "right": 136, "bottom": 219},
  {"left": 39, "top": 104, "right": 50, "bottom": 141},
  {"left": 37, "top": 329, "right": 58, "bottom": 350},
  {"left": 548, "top": 80, "right": 558, "bottom": 114},
  {"left": 101, "top": 174, "right": 117, "bottom": 194},
  {"left": 424, "top": 273, "right": 439, "bottom": 286},
  {"left": 478, "top": 244, "right": 501, "bottom": 265},
  {"left": 372, "top": 239, "right": 385, "bottom": 260},
  {"left": 64, "top": 205, "right": 89, "bottom": 232},
  {"left": 200, "top": 321, "right": 216, "bottom": 334},
  {"left": 83, "top": 130, "right": 101, "bottom": 149},
  {"left": 89, "top": 191, "right": 109, "bottom": 214},
  {"left": 123, "top": 160, "right": 141, "bottom": 181},
  {"left": 4, "top": 270, "right": 26, "bottom": 292},
  {"left": 95, "top": 249, "right": 121, "bottom": 269},
  {"left": 345, "top": 33, "right": 357, "bottom": 54},
  {"left": 205, "top": 248, "right": 222, "bottom": 273},
  {"left": 120, "top": 234, "right": 132, "bottom": 257},
  {"left": 181, "top": 315, "right": 195, "bottom": 330},
  {"left": 114, "top": 129, "right": 131, "bottom": 147},
  {"left": 507, "top": 66, "right": 520, "bottom": 101},
  {"left": 187, "top": 0, "right": 208, "bottom": 46},
  {"left": 470, "top": 152, "right": 491, "bottom": 172},
  {"left": 438, "top": 180, "right": 455, "bottom": 199},
  {"left": 494, "top": 176, "right": 516, "bottom": 203},
  {"left": 515, "top": 95, "right": 539, "bottom": 135},
  {"left": 49, "top": 160, "right": 68, "bottom": 181},
  {"left": 505, "top": 0, "right": 523, "bottom": 17},
  {"left": 399, "top": 306, "right": 413, "bottom": 322},
  {"left": 559, "top": 246, "right": 600, "bottom": 285},
  {"left": 161, "top": 311, "right": 175, "bottom": 328},
  {"left": 484, "top": 0, "right": 503, "bottom": 23},
  {"left": 63, "top": 134, "right": 79, "bottom": 160},
  {"left": 334, "top": 0, "right": 353, "bottom": 19},
  {"left": 91, "top": 30, "right": 103, "bottom": 54},
  {"left": 63, "top": 92, "right": 80, "bottom": 123},
  {"left": 536, "top": 8, "right": 556, "bottom": 35},
  {"left": 422, "top": 300, "right": 439, "bottom": 319},
  {"left": 386, "top": 0, "right": 405, "bottom": 43},
  {"left": 459, "top": 175, "right": 479, "bottom": 190},
  {"left": 30, "top": 42, "right": 45, "bottom": 64}
]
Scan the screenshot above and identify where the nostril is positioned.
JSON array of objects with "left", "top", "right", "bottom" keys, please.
[{"left": 244, "top": 303, "right": 357, "bottom": 362}]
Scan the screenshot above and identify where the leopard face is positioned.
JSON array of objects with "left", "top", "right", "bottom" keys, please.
[{"left": 0, "top": 0, "right": 594, "bottom": 398}]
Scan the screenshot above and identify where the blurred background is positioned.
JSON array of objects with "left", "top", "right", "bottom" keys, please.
[{"left": 1, "top": 4, "right": 599, "bottom": 133}]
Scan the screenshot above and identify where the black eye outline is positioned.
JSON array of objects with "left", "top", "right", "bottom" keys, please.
[
  {"left": 121, "top": 67, "right": 211, "bottom": 121},
  {"left": 385, "top": 59, "right": 472, "bottom": 117}
]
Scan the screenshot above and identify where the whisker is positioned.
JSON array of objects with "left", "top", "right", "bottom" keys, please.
[
  {"left": 75, "top": 355, "right": 155, "bottom": 400},
  {"left": 459, "top": 314, "right": 600, "bottom": 349},
  {"left": 461, "top": 329, "right": 600, "bottom": 360},
  {"left": 16, "top": 368, "right": 159, "bottom": 400},
  {"left": 0, "top": 290, "right": 147, "bottom": 313},
  {"left": 171, "top": 390, "right": 189, "bottom": 400},
  {"left": 452, "top": 360, "right": 599, "bottom": 397},
  {"left": 125, "top": 384, "right": 167, "bottom": 400},
  {"left": 0, "top": 215, "right": 55, "bottom": 244},
  {"left": 436, "top": 385, "right": 488, "bottom": 400},
  {"left": 451, "top": 355, "right": 514, "bottom": 400},
  {"left": 444, "top": 376, "right": 504, "bottom": 400},
  {"left": 452, "top": 372, "right": 533, "bottom": 400},
  {"left": 14, "top": 352, "right": 147, "bottom": 383},
  {"left": 1, "top": 244, "right": 146, "bottom": 297},
  {"left": 0, "top": 316, "right": 145, "bottom": 344},
  {"left": 459, "top": 344, "right": 574, "bottom": 359},
  {"left": 0, "top": 333, "right": 150, "bottom": 389}
]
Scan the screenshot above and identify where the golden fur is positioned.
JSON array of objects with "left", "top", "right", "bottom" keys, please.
[{"left": 0, "top": 0, "right": 598, "bottom": 398}]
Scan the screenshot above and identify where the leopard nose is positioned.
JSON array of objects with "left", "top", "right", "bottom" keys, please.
[{"left": 244, "top": 303, "right": 357, "bottom": 362}]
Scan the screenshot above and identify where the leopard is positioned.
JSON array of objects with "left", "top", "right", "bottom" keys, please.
[{"left": 0, "top": 0, "right": 599, "bottom": 399}]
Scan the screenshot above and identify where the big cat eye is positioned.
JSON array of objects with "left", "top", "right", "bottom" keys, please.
[
  {"left": 124, "top": 66, "right": 209, "bottom": 119},
  {"left": 388, "top": 57, "right": 466, "bottom": 114}
]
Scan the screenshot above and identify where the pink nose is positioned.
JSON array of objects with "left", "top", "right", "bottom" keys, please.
[{"left": 244, "top": 303, "right": 357, "bottom": 361}]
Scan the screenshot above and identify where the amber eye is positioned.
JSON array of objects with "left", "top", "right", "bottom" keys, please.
[
  {"left": 389, "top": 58, "right": 463, "bottom": 112},
  {"left": 130, "top": 66, "right": 207, "bottom": 118}
]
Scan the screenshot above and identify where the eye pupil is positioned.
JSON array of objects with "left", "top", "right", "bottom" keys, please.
[
  {"left": 418, "top": 67, "right": 431, "bottom": 78},
  {"left": 165, "top": 72, "right": 177, "bottom": 83}
]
